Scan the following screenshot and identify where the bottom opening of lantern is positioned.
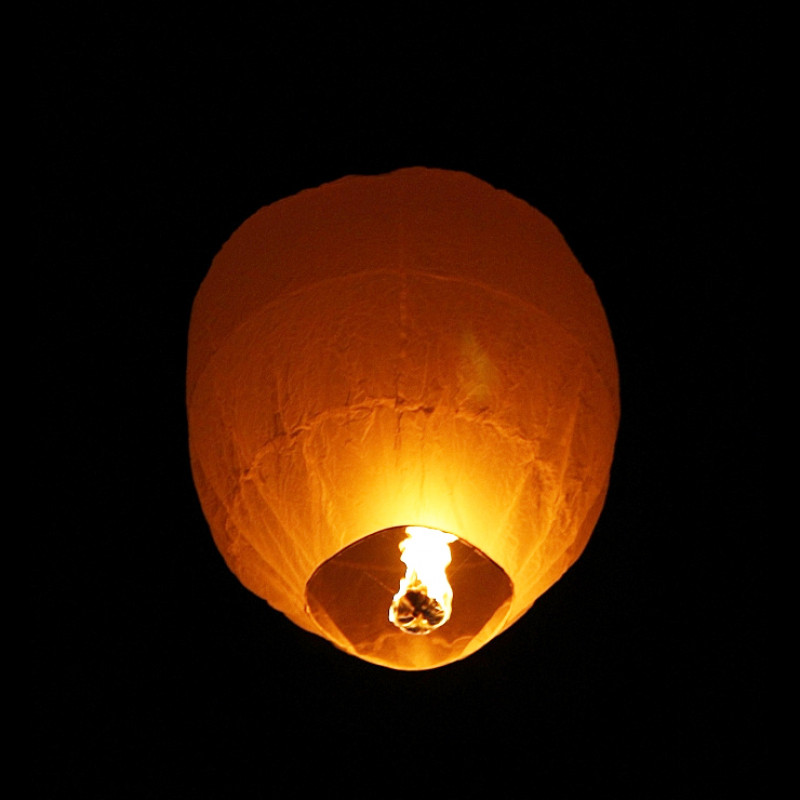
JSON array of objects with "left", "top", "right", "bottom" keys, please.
[{"left": 305, "top": 526, "right": 514, "bottom": 671}]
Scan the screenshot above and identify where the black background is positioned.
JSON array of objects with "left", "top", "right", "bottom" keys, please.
[{"left": 34, "top": 7, "right": 766, "bottom": 796}]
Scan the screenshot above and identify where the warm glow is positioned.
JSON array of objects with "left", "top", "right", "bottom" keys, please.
[
  {"left": 188, "top": 168, "right": 620, "bottom": 669},
  {"left": 389, "top": 527, "right": 458, "bottom": 635}
]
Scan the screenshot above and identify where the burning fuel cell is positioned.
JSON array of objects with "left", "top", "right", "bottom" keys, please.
[{"left": 389, "top": 527, "right": 457, "bottom": 635}]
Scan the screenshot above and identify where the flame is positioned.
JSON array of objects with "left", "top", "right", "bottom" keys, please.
[{"left": 389, "top": 526, "right": 457, "bottom": 635}]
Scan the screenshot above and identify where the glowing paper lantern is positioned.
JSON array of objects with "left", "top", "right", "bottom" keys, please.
[{"left": 187, "top": 168, "right": 619, "bottom": 670}]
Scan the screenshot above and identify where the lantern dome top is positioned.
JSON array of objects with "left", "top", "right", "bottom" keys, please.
[{"left": 188, "top": 168, "right": 617, "bottom": 408}]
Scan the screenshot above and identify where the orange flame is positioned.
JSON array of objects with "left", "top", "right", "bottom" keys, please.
[{"left": 389, "top": 527, "right": 457, "bottom": 634}]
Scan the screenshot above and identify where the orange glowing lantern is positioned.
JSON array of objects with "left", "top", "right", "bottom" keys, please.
[{"left": 187, "top": 168, "right": 619, "bottom": 670}]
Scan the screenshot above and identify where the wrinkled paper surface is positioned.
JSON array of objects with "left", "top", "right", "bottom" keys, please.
[{"left": 188, "top": 168, "right": 619, "bottom": 669}]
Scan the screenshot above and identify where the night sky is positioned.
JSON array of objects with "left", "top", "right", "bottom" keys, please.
[{"left": 34, "top": 8, "right": 767, "bottom": 796}]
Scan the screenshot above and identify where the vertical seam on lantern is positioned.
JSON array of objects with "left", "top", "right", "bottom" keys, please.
[
  {"left": 397, "top": 201, "right": 409, "bottom": 404},
  {"left": 514, "top": 380, "right": 586, "bottom": 586},
  {"left": 243, "top": 469, "right": 315, "bottom": 597}
]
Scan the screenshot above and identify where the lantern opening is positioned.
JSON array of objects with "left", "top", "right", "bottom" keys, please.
[
  {"left": 305, "top": 526, "right": 514, "bottom": 670},
  {"left": 389, "top": 526, "right": 457, "bottom": 635}
]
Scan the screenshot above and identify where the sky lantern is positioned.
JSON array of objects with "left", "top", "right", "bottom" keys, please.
[{"left": 187, "top": 168, "right": 619, "bottom": 670}]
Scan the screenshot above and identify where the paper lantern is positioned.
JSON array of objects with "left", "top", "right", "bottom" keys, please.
[{"left": 187, "top": 168, "right": 619, "bottom": 671}]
